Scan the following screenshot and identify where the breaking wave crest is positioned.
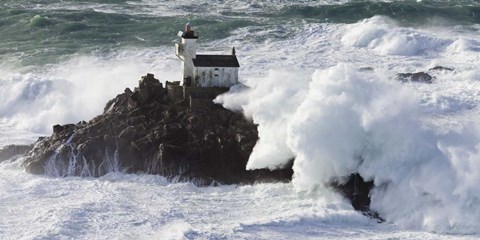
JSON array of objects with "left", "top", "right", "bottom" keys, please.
[
  {"left": 217, "top": 63, "right": 480, "bottom": 234},
  {"left": 341, "top": 16, "right": 452, "bottom": 56}
]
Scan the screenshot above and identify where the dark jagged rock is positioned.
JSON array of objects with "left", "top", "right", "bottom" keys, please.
[
  {"left": 333, "top": 174, "right": 373, "bottom": 212},
  {"left": 333, "top": 174, "right": 383, "bottom": 221},
  {"left": 22, "top": 74, "right": 292, "bottom": 184},
  {"left": 359, "top": 67, "right": 374, "bottom": 72},
  {"left": 396, "top": 72, "right": 434, "bottom": 84},
  {"left": 429, "top": 66, "right": 454, "bottom": 72},
  {"left": 0, "top": 144, "right": 34, "bottom": 162}
]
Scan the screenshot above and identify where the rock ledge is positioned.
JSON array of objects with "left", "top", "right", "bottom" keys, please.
[{"left": 23, "top": 74, "right": 292, "bottom": 184}]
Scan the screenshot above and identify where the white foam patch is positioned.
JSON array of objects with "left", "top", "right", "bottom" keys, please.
[
  {"left": 448, "top": 38, "right": 480, "bottom": 53},
  {"left": 342, "top": 16, "right": 451, "bottom": 56},
  {"left": 141, "top": 221, "right": 195, "bottom": 240}
]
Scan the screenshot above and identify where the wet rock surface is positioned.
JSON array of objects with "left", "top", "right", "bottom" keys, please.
[
  {"left": 395, "top": 66, "right": 453, "bottom": 84},
  {"left": 333, "top": 174, "right": 383, "bottom": 221},
  {"left": 22, "top": 74, "right": 292, "bottom": 184},
  {"left": 429, "top": 66, "right": 454, "bottom": 72},
  {"left": 396, "top": 72, "right": 434, "bottom": 84},
  {"left": 0, "top": 144, "right": 34, "bottom": 162}
]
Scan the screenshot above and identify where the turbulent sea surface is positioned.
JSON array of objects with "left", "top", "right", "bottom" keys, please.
[{"left": 2, "top": 0, "right": 480, "bottom": 239}]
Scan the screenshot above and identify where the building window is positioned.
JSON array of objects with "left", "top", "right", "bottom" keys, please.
[
  {"left": 214, "top": 68, "right": 219, "bottom": 70},
  {"left": 214, "top": 74, "right": 218, "bottom": 77}
]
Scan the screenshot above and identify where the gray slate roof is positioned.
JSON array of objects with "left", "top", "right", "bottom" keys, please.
[{"left": 193, "top": 55, "right": 240, "bottom": 68}]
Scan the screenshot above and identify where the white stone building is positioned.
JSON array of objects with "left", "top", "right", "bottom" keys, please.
[{"left": 175, "top": 22, "right": 239, "bottom": 88}]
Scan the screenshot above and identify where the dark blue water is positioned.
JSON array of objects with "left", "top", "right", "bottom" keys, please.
[{"left": 1, "top": 0, "right": 479, "bottom": 67}]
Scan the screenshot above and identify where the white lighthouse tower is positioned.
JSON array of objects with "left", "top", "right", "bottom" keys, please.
[{"left": 175, "top": 21, "right": 198, "bottom": 86}]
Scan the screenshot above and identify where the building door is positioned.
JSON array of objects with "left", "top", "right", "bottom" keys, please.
[{"left": 213, "top": 68, "right": 220, "bottom": 87}]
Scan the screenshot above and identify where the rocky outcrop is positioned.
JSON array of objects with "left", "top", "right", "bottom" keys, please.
[
  {"left": 0, "top": 144, "right": 34, "bottom": 162},
  {"left": 21, "top": 73, "right": 379, "bottom": 217},
  {"left": 429, "top": 66, "right": 454, "bottom": 72},
  {"left": 23, "top": 74, "right": 292, "bottom": 184},
  {"left": 333, "top": 174, "right": 382, "bottom": 221},
  {"left": 395, "top": 66, "right": 453, "bottom": 84},
  {"left": 396, "top": 72, "right": 433, "bottom": 83}
]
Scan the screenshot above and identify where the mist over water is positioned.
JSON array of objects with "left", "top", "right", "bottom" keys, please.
[{"left": 1, "top": 0, "right": 480, "bottom": 238}]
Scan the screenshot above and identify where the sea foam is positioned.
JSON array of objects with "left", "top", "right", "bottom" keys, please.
[
  {"left": 217, "top": 62, "right": 480, "bottom": 233},
  {"left": 341, "top": 16, "right": 450, "bottom": 56}
]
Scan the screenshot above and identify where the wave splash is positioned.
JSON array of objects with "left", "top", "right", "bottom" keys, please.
[
  {"left": 0, "top": 50, "right": 178, "bottom": 134},
  {"left": 43, "top": 144, "right": 123, "bottom": 178},
  {"left": 216, "top": 63, "right": 480, "bottom": 234}
]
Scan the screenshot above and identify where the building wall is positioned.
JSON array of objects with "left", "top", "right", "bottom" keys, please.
[
  {"left": 193, "top": 67, "right": 238, "bottom": 87},
  {"left": 183, "top": 87, "right": 229, "bottom": 100},
  {"left": 184, "top": 87, "right": 229, "bottom": 108}
]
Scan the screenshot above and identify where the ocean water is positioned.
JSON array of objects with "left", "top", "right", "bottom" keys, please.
[{"left": 1, "top": 0, "right": 480, "bottom": 239}]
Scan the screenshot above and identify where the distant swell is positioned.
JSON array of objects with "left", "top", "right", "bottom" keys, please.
[
  {"left": 280, "top": 1, "right": 480, "bottom": 25},
  {"left": 2, "top": 0, "right": 480, "bottom": 67}
]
